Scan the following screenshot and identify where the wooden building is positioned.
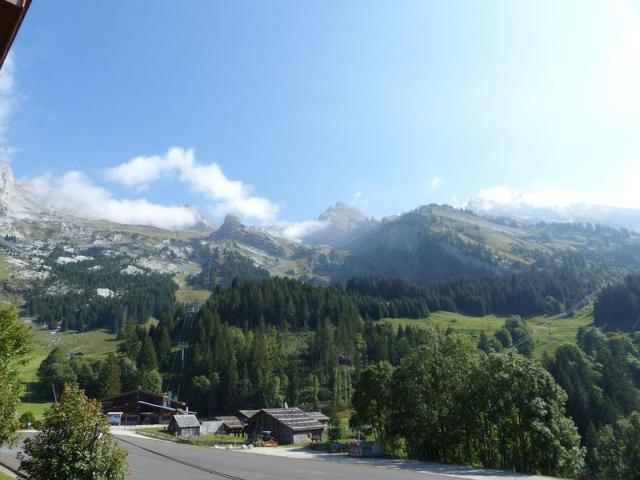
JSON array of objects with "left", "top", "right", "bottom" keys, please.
[
  {"left": 0, "top": 0, "right": 31, "bottom": 69},
  {"left": 100, "top": 390, "right": 188, "bottom": 425},
  {"left": 237, "top": 409, "right": 259, "bottom": 424},
  {"left": 247, "top": 408, "right": 325, "bottom": 445},
  {"left": 168, "top": 414, "right": 201, "bottom": 439},
  {"left": 214, "top": 415, "right": 244, "bottom": 436},
  {"left": 308, "top": 411, "right": 330, "bottom": 427}
]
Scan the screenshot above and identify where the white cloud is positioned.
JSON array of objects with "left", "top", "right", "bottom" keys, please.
[
  {"left": 106, "top": 147, "right": 279, "bottom": 222},
  {"left": 271, "top": 219, "right": 329, "bottom": 242},
  {"left": 104, "top": 147, "right": 194, "bottom": 190},
  {"left": 429, "top": 176, "right": 445, "bottom": 190},
  {"left": 32, "top": 171, "right": 201, "bottom": 230},
  {"left": 470, "top": 186, "right": 588, "bottom": 212}
]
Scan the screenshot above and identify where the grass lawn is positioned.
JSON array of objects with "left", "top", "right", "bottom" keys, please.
[
  {"left": 383, "top": 304, "right": 594, "bottom": 358},
  {"left": 138, "top": 428, "right": 246, "bottom": 446},
  {"left": 17, "top": 401, "right": 51, "bottom": 420},
  {"left": 0, "top": 472, "right": 15, "bottom": 480}
]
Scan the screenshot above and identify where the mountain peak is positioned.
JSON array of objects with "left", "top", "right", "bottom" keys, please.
[
  {"left": 222, "top": 213, "right": 242, "bottom": 226},
  {"left": 211, "top": 214, "right": 285, "bottom": 256},
  {"left": 215, "top": 214, "right": 244, "bottom": 235},
  {"left": 319, "top": 202, "right": 367, "bottom": 225},
  {"left": 0, "top": 163, "right": 15, "bottom": 199}
]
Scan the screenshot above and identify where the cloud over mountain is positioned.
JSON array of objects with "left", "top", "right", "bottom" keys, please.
[
  {"left": 467, "top": 185, "right": 640, "bottom": 232},
  {"left": 31, "top": 170, "right": 203, "bottom": 230},
  {"left": 105, "top": 147, "right": 279, "bottom": 223}
]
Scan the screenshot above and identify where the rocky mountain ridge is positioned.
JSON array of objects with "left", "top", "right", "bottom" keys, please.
[{"left": 3, "top": 163, "right": 640, "bottom": 306}]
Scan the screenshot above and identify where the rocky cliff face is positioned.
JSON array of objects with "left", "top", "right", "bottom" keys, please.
[
  {"left": 0, "top": 164, "right": 37, "bottom": 238},
  {"left": 210, "top": 214, "right": 286, "bottom": 257}
]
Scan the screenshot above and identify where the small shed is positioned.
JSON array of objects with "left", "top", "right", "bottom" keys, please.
[
  {"left": 214, "top": 415, "right": 244, "bottom": 436},
  {"left": 247, "top": 408, "right": 325, "bottom": 445},
  {"left": 168, "top": 414, "right": 200, "bottom": 439}
]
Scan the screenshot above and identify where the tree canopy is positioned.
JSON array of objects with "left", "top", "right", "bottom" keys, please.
[
  {"left": 20, "top": 384, "right": 128, "bottom": 480},
  {"left": 0, "top": 304, "right": 31, "bottom": 446}
]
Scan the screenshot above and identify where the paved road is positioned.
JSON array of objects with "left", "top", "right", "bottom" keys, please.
[
  {"left": 7, "top": 434, "right": 545, "bottom": 480},
  {"left": 117, "top": 436, "right": 465, "bottom": 480},
  {"left": 0, "top": 440, "right": 21, "bottom": 473}
]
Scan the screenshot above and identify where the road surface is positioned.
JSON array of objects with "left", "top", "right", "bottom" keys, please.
[
  {"left": 4, "top": 433, "right": 551, "bottom": 480},
  {"left": 117, "top": 435, "right": 466, "bottom": 480}
]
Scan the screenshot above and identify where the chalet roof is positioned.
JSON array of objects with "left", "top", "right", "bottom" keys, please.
[
  {"left": 214, "top": 416, "right": 243, "bottom": 429},
  {"left": 238, "top": 409, "right": 260, "bottom": 420},
  {"left": 172, "top": 414, "right": 200, "bottom": 428},
  {"left": 308, "top": 411, "right": 330, "bottom": 422},
  {"left": 99, "top": 389, "right": 186, "bottom": 408},
  {"left": 0, "top": 0, "right": 31, "bottom": 69},
  {"left": 138, "top": 400, "right": 177, "bottom": 412},
  {"left": 99, "top": 389, "right": 165, "bottom": 402},
  {"left": 261, "top": 408, "right": 324, "bottom": 432}
]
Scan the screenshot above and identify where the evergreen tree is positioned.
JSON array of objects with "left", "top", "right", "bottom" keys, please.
[
  {"left": 118, "top": 317, "right": 141, "bottom": 360},
  {"left": 95, "top": 355, "right": 122, "bottom": 399},
  {"left": 137, "top": 334, "right": 158, "bottom": 371}
]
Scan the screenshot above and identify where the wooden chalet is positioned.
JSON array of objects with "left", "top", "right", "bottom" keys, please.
[
  {"left": 214, "top": 415, "right": 244, "bottom": 436},
  {"left": 0, "top": 0, "right": 30, "bottom": 69},
  {"left": 168, "top": 414, "right": 201, "bottom": 439},
  {"left": 247, "top": 408, "right": 325, "bottom": 445},
  {"left": 100, "top": 390, "right": 189, "bottom": 425}
]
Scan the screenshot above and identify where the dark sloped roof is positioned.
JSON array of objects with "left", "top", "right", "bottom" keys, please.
[
  {"left": 214, "top": 416, "right": 244, "bottom": 429},
  {"left": 238, "top": 409, "right": 260, "bottom": 420},
  {"left": 172, "top": 414, "right": 200, "bottom": 428},
  {"left": 307, "top": 411, "right": 330, "bottom": 422},
  {"left": 262, "top": 408, "right": 324, "bottom": 432}
]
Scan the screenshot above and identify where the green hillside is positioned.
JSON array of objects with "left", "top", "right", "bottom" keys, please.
[
  {"left": 383, "top": 304, "right": 595, "bottom": 358},
  {"left": 18, "top": 319, "right": 121, "bottom": 419}
]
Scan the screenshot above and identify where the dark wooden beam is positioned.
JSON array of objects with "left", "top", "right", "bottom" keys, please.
[{"left": 0, "top": 0, "right": 31, "bottom": 69}]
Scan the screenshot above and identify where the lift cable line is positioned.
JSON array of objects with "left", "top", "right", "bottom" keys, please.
[
  {"left": 507, "top": 282, "right": 610, "bottom": 351},
  {"left": 165, "top": 301, "right": 201, "bottom": 400}
]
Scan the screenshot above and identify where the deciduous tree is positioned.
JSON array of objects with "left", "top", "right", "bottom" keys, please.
[{"left": 20, "top": 384, "right": 128, "bottom": 480}]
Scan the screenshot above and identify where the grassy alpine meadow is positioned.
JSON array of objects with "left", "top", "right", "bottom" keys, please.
[
  {"left": 174, "top": 266, "right": 212, "bottom": 304},
  {"left": 17, "top": 319, "right": 121, "bottom": 420},
  {"left": 383, "top": 304, "right": 595, "bottom": 358}
]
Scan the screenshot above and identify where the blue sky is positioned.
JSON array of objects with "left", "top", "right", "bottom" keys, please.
[{"left": 3, "top": 0, "right": 640, "bottom": 230}]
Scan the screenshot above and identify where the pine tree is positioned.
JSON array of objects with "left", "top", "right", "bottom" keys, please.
[
  {"left": 118, "top": 317, "right": 141, "bottom": 360},
  {"left": 96, "top": 355, "right": 122, "bottom": 399},
  {"left": 137, "top": 334, "right": 158, "bottom": 371}
]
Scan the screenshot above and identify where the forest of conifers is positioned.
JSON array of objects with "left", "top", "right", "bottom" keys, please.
[{"left": 29, "top": 270, "right": 640, "bottom": 478}]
